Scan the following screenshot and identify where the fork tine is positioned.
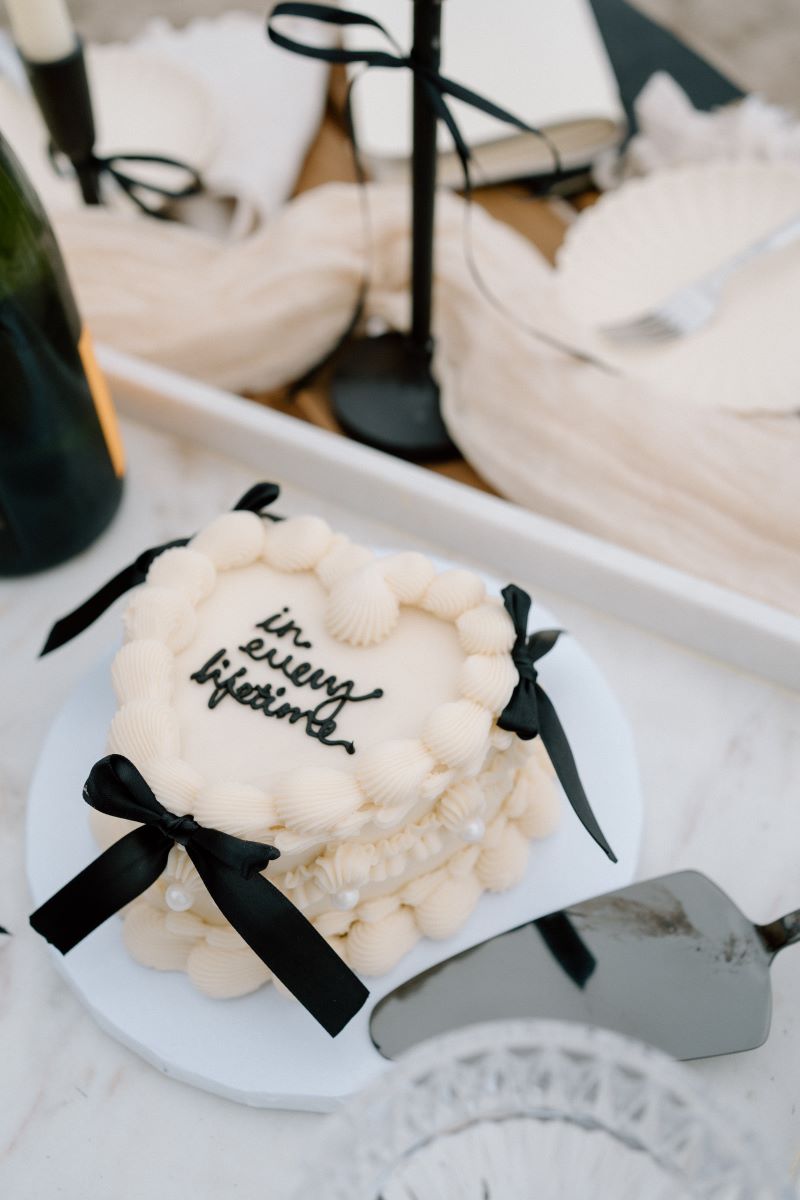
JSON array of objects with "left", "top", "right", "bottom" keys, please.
[
  {"left": 599, "top": 286, "right": 714, "bottom": 343},
  {"left": 602, "top": 319, "right": 649, "bottom": 339},
  {"left": 640, "top": 321, "right": 679, "bottom": 341},
  {"left": 604, "top": 305, "right": 689, "bottom": 342},
  {"left": 602, "top": 317, "right": 675, "bottom": 343},
  {"left": 592, "top": 207, "right": 796, "bottom": 345}
]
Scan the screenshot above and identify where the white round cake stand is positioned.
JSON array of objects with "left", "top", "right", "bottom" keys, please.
[{"left": 26, "top": 575, "right": 643, "bottom": 1112}]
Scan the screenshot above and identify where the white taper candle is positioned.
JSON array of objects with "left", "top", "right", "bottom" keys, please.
[{"left": 5, "top": 0, "right": 76, "bottom": 63}]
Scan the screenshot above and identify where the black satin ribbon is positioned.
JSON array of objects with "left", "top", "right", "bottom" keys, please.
[
  {"left": 40, "top": 482, "right": 281, "bottom": 656},
  {"left": 498, "top": 584, "right": 617, "bottom": 863},
  {"left": 49, "top": 145, "right": 203, "bottom": 219},
  {"left": 268, "top": 3, "right": 560, "bottom": 197},
  {"left": 29, "top": 755, "right": 368, "bottom": 1037},
  {"left": 267, "top": 5, "right": 612, "bottom": 375}
]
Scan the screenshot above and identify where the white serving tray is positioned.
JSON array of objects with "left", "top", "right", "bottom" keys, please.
[{"left": 98, "top": 346, "right": 800, "bottom": 690}]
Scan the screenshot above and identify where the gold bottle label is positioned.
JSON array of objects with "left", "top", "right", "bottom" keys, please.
[{"left": 78, "top": 329, "right": 125, "bottom": 478}]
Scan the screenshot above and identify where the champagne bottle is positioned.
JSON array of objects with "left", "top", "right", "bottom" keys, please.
[{"left": 0, "top": 131, "right": 124, "bottom": 575}]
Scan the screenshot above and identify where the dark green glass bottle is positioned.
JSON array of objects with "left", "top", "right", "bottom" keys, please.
[{"left": 0, "top": 131, "right": 124, "bottom": 575}]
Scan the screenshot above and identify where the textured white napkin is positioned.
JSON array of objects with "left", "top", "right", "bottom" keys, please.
[
  {"left": 0, "top": 12, "right": 333, "bottom": 237},
  {"left": 596, "top": 72, "right": 800, "bottom": 189},
  {"left": 130, "top": 11, "right": 333, "bottom": 237}
]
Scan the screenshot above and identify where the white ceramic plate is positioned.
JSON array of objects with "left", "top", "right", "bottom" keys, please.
[
  {"left": 26, "top": 561, "right": 642, "bottom": 1111},
  {"left": 0, "top": 45, "right": 218, "bottom": 213},
  {"left": 556, "top": 161, "right": 800, "bottom": 414}
]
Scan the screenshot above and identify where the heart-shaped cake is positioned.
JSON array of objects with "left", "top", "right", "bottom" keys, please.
[{"left": 92, "top": 503, "right": 560, "bottom": 998}]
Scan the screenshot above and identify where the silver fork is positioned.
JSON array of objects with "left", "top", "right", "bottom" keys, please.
[{"left": 600, "top": 211, "right": 800, "bottom": 345}]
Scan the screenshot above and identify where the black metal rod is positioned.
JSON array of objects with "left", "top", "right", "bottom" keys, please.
[
  {"left": 73, "top": 159, "right": 102, "bottom": 205},
  {"left": 410, "top": 0, "right": 442, "bottom": 351},
  {"left": 22, "top": 39, "right": 102, "bottom": 206}
]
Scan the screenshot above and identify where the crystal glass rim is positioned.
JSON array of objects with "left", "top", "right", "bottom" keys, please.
[{"left": 294, "top": 1019, "right": 790, "bottom": 1200}]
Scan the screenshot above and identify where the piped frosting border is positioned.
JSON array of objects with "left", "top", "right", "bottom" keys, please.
[{"left": 108, "top": 510, "right": 521, "bottom": 865}]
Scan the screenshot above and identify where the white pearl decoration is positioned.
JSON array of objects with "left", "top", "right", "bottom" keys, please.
[
  {"left": 164, "top": 884, "right": 193, "bottom": 912},
  {"left": 460, "top": 817, "right": 486, "bottom": 844},
  {"left": 331, "top": 889, "right": 360, "bottom": 911}
]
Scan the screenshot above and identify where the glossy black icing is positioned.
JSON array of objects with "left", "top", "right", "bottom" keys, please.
[{"left": 189, "top": 606, "right": 383, "bottom": 755}]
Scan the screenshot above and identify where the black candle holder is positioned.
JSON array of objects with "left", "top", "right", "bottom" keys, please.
[
  {"left": 20, "top": 37, "right": 204, "bottom": 217},
  {"left": 22, "top": 39, "right": 102, "bottom": 205},
  {"left": 330, "top": 0, "right": 455, "bottom": 462}
]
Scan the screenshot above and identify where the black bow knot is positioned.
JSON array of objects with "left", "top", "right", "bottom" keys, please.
[
  {"left": 499, "top": 584, "right": 617, "bottom": 864},
  {"left": 31, "top": 755, "right": 368, "bottom": 1036},
  {"left": 501, "top": 587, "right": 562, "bottom": 741},
  {"left": 267, "top": 3, "right": 560, "bottom": 196},
  {"left": 511, "top": 644, "right": 540, "bottom": 689},
  {"left": 154, "top": 810, "right": 201, "bottom": 848},
  {"left": 40, "top": 482, "right": 282, "bottom": 656}
]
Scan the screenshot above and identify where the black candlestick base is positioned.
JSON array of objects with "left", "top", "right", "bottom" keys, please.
[{"left": 330, "top": 332, "right": 455, "bottom": 462}]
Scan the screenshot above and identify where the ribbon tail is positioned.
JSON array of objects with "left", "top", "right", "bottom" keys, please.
[
  {"left": 40, "top": 537, "right": 190, "bottom": 656},
  {"left": 434, "top": 69, "right": 560, "bottom": 172},
  {"left": 529, "top": 629, "right": 563, "bottom": 662},
  {"left": 40, "top": 561, "right": 143, "bottom": 656},
  {"left": 233, "top": 482, "right": 281, "bottom": 515},
  {"left": 96, "top": 153, "right": 203, "bottom": 219},
  {"left": 30, "top": 825, "right": 170, "bottom": 953},
  {"left": 39, "top": 477, "right": 280, "bottom": 655},
  {"left": 535, "top": 684, "right": 617, "bottom": 863},
  {"left": 189, "top": 849, "right": 369, "bottom": 1037}
]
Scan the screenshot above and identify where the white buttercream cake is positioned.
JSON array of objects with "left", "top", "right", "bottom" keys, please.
[{"left": 92, "top": 503, "right": 560, "bottom": 999}]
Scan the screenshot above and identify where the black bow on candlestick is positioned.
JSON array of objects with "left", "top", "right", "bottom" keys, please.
[
  {"left": 498, "top": 584, "right": 617, "bottom": 863},
  {"left": 266, "top": 0, "right": 609, "bottom": 447},
  {"left": 40, "top": 482, "right": 281, "bottom": 656},
  {"left": 30, "top": 755, "right": 368, "bottom": 1037},
  {"left": 23, "top": 39, "right": 203, "bottom": 216},
  {"left": 48, "top": 145, "right": 204, "bottom": 219},
  {"left": 267, "top": 2, "right": 561, "bottom": 195}
]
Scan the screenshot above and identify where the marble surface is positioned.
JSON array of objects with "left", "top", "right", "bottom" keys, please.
[{"left": 1, "top": 417, "right": 800, "bottom": 1199}]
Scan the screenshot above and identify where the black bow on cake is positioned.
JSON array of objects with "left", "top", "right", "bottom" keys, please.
[
  {"left": 40, "top": 482, "right": 281, "bottom": 656},
  {"left": 498, "top": 584, "right": 617, "bottom": 863},
  {"left": 29, "top": 755, "right": 368, "bottom": 1037}
]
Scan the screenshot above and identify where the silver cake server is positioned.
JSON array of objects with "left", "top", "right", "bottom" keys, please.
[{"left": 370, "top": 870, "right": 800, "bottom": 1061}]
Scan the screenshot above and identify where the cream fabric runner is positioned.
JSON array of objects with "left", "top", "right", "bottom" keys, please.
[{"left": 54, "top": 183, "right": 800, "bottom": 616}]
